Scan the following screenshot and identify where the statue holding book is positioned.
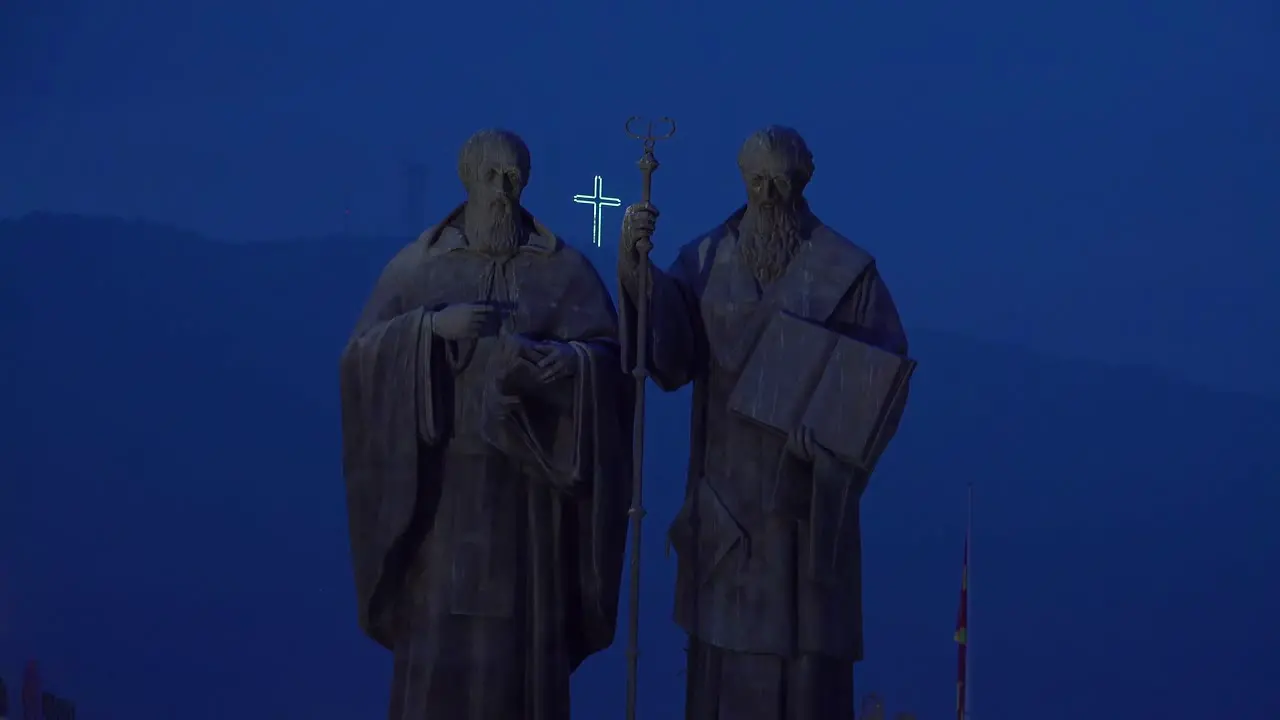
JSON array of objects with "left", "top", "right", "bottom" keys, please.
[{"left": 617, "top": 126, "right": 915, "bottom": 720}]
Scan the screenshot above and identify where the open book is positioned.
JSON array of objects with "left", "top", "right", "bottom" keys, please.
[{"left": 727, "top": 311, "right": 916, "bottom": 471}]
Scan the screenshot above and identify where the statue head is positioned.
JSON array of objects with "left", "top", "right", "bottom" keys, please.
[
  {"left": 457, "top": 129, "right": 532, "bottom": 256},
  {"left": 737, "top": 125, "right": 814, "bottom": 209},
  {"left": 736, "top": 126, "right": 814, "bottom": 284}
]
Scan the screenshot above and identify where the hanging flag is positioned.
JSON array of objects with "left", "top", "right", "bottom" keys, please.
[{"left": 21, "top": 662, "right": 40, "bottom": 720}]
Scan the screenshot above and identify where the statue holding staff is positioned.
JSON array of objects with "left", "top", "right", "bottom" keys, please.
[{"left": 617, "top": 125, "right": 916, "bottom": 720}]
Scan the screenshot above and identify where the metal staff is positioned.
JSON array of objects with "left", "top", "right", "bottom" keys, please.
[{"left": 622, "top": 114, "right": 676, "bottom": 720}]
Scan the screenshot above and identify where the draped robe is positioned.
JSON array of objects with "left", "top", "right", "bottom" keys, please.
[
  {"left": 619, "top": 207, "right": 911, "bottom": 720},
  {"left": 340, "top": 204, "right": 632, "bottom": 720}
]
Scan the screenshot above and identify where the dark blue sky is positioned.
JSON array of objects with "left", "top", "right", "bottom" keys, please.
[
  {"left": 2, "top": 0, "right": 1278, "bottom": 718},
  {"left": 4, "top": 0, "right": 1279, "bottom": 395}
]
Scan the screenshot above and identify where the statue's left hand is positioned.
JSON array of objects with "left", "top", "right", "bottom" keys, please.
[
  {"left": 533, "top": 341, "right": 578, "bottom": 383},
  {"left": 785, "top": 426, "right": 849, "bottom": 470},
  {"left": 503, "top": 333, "right": 541, "bottom": 364},
  {"left": 785, "top": 426, "right": 817, "bottom": 463}
]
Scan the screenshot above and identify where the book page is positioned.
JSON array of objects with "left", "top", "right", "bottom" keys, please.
[
  {"left": 728, "top": 312, "right": 839, "bottom": 434},
  {"left": 803, "top": 335, "right": 915, "bottom": 467}
]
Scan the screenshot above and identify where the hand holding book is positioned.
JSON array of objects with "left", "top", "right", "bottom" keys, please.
[{"left": 728, "top": 311, "right": 915, "bottom": 472}]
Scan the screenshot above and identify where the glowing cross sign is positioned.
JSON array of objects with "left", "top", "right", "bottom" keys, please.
[{"left": 572, "top": 175, "right": 622, "bottom": 248}]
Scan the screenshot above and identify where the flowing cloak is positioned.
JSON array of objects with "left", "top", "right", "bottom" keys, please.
[
  {"left": 620, "top": 206, "right": 910, "bottom": 662},
  {"left": 339, "top": 203, "right": 632, "bottom": 678}
]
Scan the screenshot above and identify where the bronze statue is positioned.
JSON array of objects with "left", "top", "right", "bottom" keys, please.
[
  {"left": 617, "top": 126, "right": 915, "bottom": 720},
  {"left": 340, "top": 129, "right": 633, "bottom": 720}
]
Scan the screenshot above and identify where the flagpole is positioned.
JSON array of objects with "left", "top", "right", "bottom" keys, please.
[
  {"left": 954, "top": 490, "right": 970, "bottom": 720},
  {"left": 965, "top": 483, "right": 973, "bottom": 720}
]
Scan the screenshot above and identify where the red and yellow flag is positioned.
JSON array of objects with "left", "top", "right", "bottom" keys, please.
[{"left": 954, "top": 535, "right": 969, "bottom": 720}]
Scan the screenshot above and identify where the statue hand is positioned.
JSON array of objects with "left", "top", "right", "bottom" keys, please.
[
  {"left": 490, "top": 334, "right": 540, "bottom": 395},
  {"left": 785, "top": 426, "right": 817, "bottom": 463},
  {"left": 532, "top": 341, "right": 578, "bottom": 383},
  {"left": 618, "top": 203, "right": 658, "bottom": 295},
  {"left": 431, "top": 303, "right": 499, "bottom": 340},
  {"left": 504, "top": 333, "right": 541, "bottom": 363}
]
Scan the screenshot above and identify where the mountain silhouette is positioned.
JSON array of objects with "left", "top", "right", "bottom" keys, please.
[{"left": 1, "top": 213, "right": 1276, "bottom": 719}]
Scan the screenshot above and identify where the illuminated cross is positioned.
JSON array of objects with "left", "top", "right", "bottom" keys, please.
[{"left": 572, "top": 175, "right": 621, "bottom": 248}]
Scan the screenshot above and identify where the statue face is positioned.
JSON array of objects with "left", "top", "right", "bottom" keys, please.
[
  {"left": 737, "top": 125, "right": 813, "bottom": 210},
  {"left": 470, "top": 144, "right": 527, "bottom": 208},
  {"left": 741, "top": 151, "right": 803, "bottom": 209},
  {"left": 738, "top": 148, "right": 807, "bottom": 285},
  {"left": 461, "top": 137, "right": 530, "bottom": 256}
]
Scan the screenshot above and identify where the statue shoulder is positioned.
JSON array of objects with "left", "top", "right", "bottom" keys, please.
[
  {"left": 416, "top": 221, "right": 461, "bottom": 255},
  {"left": 810, "top": 223, "right": 875, "bottom": 265},
  {"left": 808, "top": 223, "right": 877, "bottom": 281},
  {"left": 371, "top": 232, "right": 437, "bottom": 293},
  {"left": 549, "top": 238, "right": 600, "bottom": 277},
  {"left": 415, "top": 221, "right": 446, "bottom": 247},
  {"left": 674, "top": 221, "right": 734, "bottom": 276}
]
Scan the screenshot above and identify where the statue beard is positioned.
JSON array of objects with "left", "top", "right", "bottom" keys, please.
[
  {"left": 739, "top": 202, "right": 803, "bottom": 286},
  {"left": 464, "top": 195, "right": 523, "bottom": 257}
]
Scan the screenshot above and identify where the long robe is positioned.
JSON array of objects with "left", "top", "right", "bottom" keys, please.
[
  {"left": 620, "top": 206, "right": 911, "bottom": 720},
  {"left": 341, "top": 204, "right": 632, "bottom": 720}
]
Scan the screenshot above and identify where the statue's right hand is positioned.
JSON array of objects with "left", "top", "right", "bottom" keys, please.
[
  {"left": 618, "top": 203, "right": 659, "bottom": 289},
  {"left": 430, "top": 303, "right": 498, "bottom": 340}
]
